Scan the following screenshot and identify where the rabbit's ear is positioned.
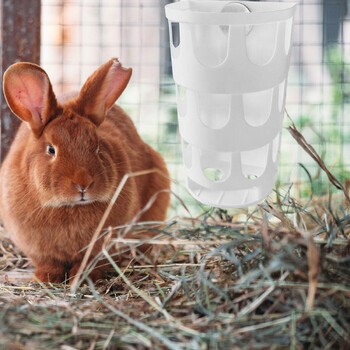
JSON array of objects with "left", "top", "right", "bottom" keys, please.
[
  {"left": 3, "top": 62, "right": 57, "bottom": 137},
  {"left": 77, "top": 58, "right": 132, "bottom": 126}
]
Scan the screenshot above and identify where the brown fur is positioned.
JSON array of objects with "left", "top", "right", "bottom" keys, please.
[{"left": 0, "top": 58, "right": 170, "bottom": 283}]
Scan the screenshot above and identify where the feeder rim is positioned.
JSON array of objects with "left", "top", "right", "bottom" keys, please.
[{"left": 165, "top": 1, "right": 297, "bottom": 26}]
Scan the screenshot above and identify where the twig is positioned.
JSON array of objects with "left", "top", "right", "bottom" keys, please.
[
  {"left": 70, "top": 168, "right": 159, "bottom": 292},
  {"left": 102, "top": 248, "right": 173, "bottom": 321},
  {"left": 86, "top": 279, "right": 183, "bottom": 350},
  {"left": 237, "top": 271, "right": 289, "bottom": 317},
  {"left": 287, "top": 117, "right": 350, "bottom": 204}
]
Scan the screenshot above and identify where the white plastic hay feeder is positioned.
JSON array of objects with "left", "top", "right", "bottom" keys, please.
[{"left": 165, "top": 0, "right": 296, "bottom": 208}]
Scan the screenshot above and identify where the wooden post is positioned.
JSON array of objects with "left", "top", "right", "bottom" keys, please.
[{"left": 0, "top": 0, "right": 41, "bottom": 162}]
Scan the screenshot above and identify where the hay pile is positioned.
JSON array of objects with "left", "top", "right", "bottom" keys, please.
[
  {"left": 0, "top": 123, "right": 350, "bottom": 349},
  {"left": 1, "top": 194, "right": 349, "bottom": 349}
]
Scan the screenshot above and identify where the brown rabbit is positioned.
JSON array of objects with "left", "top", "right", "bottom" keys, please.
[{"left": 0, "top": 58, "right": 170, "bottom": 283}]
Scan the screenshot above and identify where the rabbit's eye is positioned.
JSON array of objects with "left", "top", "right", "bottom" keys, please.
[{"left": 47, "top": 144, "right": 56, "bottom": 157}]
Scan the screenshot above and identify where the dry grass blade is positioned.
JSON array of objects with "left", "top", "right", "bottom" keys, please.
[
  {"left": 102, "top": 248, "right": 173, "bottom": 321},
  {"left": 288, "top": 118, "right": 350, "bottom": 204},
  {"left": 259, "top": 207, "right": 271, "bottom": 248},
  {"left": 1, "top": 164, "right": 350, "bottom": 348},
  {"left": 237, "top": 271, "right": 289, "bottom": 317},
  {"left": 70, "top": 168, "right": 160, "bottom": 292},
  {"left": 305, "top": 233, "right": 320, "bottom": 311},
  {"left": 85, "top": 280, "right": 183, "bottom": 350}
]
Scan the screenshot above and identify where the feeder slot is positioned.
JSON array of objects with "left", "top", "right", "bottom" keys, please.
[
  {"left": 197, "top": 92, "right": 231, "bottom": 129},
  {"left": 241, "top": 143, "right": 269, "bottom": 179},
  {"left": 176, "top": 85, "right": 187, "bottom": 118},
  {"left": 171, "top": 22, "right": 180, "bottom": 48},
  {"left": 246, "top": 22, "right": 278, "bottom": 66},
  {"left": 192, "top": 24, "right": 229, "bottom": 67},
  {"left": 284, "top": 17, "right": 293, "bottom": 55},
  {"left": 278, "top": 79, "right": 286, "bottom": 112},
  {"left": 272, "top": 132, "right": 281, "bottom": 163},
  {"left": 243, "top": 87, "right": 273, "bottom": 127}
]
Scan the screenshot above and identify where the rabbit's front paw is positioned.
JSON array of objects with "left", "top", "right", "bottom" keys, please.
[{"left": 34, "top": 265, "right": 67, "bottom": 284}]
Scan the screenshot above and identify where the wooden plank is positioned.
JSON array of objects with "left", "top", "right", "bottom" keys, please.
[
  {"left": 0, "top": 269, "right": 34, "bottom": 284},
  {"left": 0, "top": 0, "right": 41, "bottom": 162}
]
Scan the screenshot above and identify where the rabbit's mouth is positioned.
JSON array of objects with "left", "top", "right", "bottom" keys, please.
[
  {"left": 76, "top": 189, "right": 95, "bottom": 205},
  {"left": 77, "top": 198, "right": 95, "bottom": 205},
  {"left": 42, "top": 191, "right": 111, "bottom": 208},
  {"left": 43, "top": 196, "right": 97, "bottom": 208}
]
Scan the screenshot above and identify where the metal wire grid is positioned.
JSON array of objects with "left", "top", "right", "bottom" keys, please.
[
  {"left": 41, "top": 0, "right": 177, "bottom": 147},
  {"left": 282, "top": 0, "right": 350, "bottom": 198},
  {"left": 41, "top": 0, "right": 186, "bottom": 212},
  {"left": 38, "top": 0, "right": 350, "bottom": 208}
]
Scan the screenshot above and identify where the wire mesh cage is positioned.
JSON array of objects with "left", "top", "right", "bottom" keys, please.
[
  {"left": 2, "top": 0, "right": 350, "bottom": 212},
  {"left": 0, "top": 3, "right": 350, "bottom": 347}
]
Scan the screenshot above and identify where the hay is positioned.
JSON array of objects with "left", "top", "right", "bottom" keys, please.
[
  {"left": 1, "top": 196, "right": 350, "bottom": 349},
  {"left": 1, "top": 123, "right": 350, "bottom": 349}
]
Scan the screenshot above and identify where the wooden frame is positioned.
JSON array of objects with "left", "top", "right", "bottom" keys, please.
[{"left": 0, "top": 0, "right": 41, "bottom": 162}]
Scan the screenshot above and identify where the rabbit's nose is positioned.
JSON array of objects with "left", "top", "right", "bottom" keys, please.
[
  {"left": 74, "top": 181, "right": 93, "bottom": 193},
  {"left": 76, "top": 184, "right": 88, "bottom": 193},
  {"left": 72, "top": 172, "right": 93, "bottom": 193}
]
